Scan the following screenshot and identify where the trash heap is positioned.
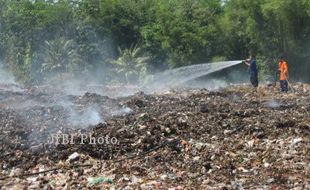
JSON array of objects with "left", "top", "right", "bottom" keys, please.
[{"left": 0, "top": 83, "right": 309, "bottom": 189}]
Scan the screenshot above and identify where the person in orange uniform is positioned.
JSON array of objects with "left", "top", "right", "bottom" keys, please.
[{"left": 278, "top": 56, "right": 289, "bottom": 92}]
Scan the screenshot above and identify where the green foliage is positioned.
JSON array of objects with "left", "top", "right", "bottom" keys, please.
[
  {"left": 41, "top": 38, "right": 81, "bottom": 75},
  {"left": 219, "top": 0, "right": 310, "bottom": 80},
  {"left": 211, "top": 56, "right": 227, "bottom": 62},
  {"left": 0, "top": 0, "right": 309, "bottom": 83},
  {"left": 111, "top": 45, "right": 149, "bottom": 84},
  {"left": 256, "top": 56, "right": 278, "bottom": 82},
  {"left": 141, "top": 0, "right": 224, "bottom": 67}
]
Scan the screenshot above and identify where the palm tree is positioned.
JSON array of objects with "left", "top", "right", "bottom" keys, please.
[
  {"left": 41, "top": 38, "right": 81, "bottom": 78},
  {"left": 112, "top": 45, "right": 149, "bottom": 84}
]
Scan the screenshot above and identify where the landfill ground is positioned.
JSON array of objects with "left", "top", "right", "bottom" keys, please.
[{"left": 0, "top": 82, "right": 309, "bottom": 189}]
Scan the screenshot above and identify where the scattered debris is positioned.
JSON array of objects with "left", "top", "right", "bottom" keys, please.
[
  {"left": 67, "top": 152, "right": 80, "bottom": 162},
  {"left": 0, "top": 83, "right": 309, "bottom": 189},
  {"left": 87, "top": 176, "right": 113, "bottom": 187}
]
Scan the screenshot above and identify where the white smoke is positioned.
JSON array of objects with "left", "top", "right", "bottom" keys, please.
[
  {"left": 0, "top": 63, "right": 16, "bottom": 84},
  {"left": 68, "top": 107, "right": 104, "bottom": 127},
  {"left": 0, "top": 63, "right": 24, "bottom": 92}
]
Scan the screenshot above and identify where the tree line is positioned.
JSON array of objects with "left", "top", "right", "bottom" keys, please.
[{"left": 0, "top": 0, "right": 309, "bottom": 84}]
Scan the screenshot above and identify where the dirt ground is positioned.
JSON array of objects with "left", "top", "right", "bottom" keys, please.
[{"left": 0, "top": 83, "right": 309, "bottom": 189}]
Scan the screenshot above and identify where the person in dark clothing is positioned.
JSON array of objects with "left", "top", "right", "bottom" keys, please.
[{"left": 244, "top": 53, "right": 258, "bottom": 88}]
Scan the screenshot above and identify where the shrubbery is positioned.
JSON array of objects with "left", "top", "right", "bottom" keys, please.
[{"left": 0, "top": 0, "right": 309, "bottom": 84}]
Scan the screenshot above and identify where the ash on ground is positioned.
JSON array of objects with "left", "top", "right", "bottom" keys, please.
[{"left": 0, "top": 83, "right": 309, "bottom": 189}]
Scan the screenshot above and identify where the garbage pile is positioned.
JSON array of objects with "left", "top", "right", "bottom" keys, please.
[{"left": 0, "top": 83, "right": 309, "bottom": 189}]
